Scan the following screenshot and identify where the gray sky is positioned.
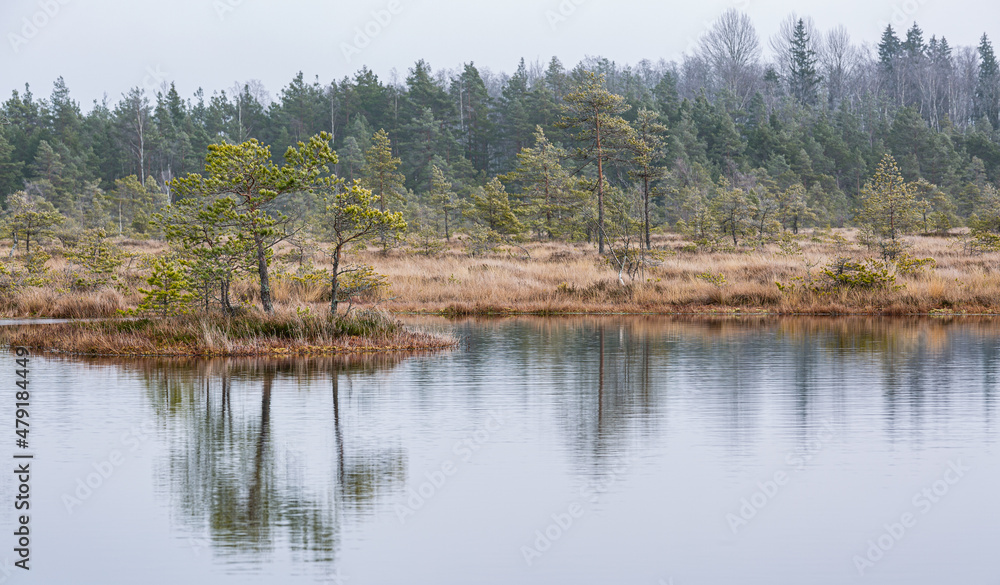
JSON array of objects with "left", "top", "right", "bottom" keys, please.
[{"left": 2, "top": 0, "right": 997, "bottom": 108}]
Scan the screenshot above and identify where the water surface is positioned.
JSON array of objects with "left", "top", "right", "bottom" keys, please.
[{"left": 6, "top": 316, "right": 999, "bottom": 584}]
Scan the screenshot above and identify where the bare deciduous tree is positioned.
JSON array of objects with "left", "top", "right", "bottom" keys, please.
[{"left": 700, "top": 9, "right": 762, "bottom": 109}]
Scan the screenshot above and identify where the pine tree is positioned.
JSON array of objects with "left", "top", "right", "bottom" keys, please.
[
  {"left": 451, "top": 63, "right": 493, "bottom": 173},
  {"left": 557, "top": 72, "right": 636, "bottom": 253},
  {"left": 362, "top": 129, "right": 406, "bottom": 212},
  {"left": 2, "top": 191, "right": 64, "bottom": 255},
  {"left": 630, "top": 109, "right": 668, "bottom": 249},
  {"left": 362, "top": 128, "right": 407, "bottom": 248},
  {"left": 315, "top": 181, "right": 405, "bottom": 314},
  {"left": 712, "top": 178, "right": 752, "bottom": 246},
  {"left": 467, "top": 177, "right": 522, "bottom": 237},
  {"left": 502, "top": 126, "right": 583, "bottom": 240},
  {"left": 778, "top": 184, "right": 816, "bottom": 234},
  {"left": 858, "top": 154, "right": 917, "bottom": 258},
  {"left": 158, "top": 196, "right": 253, "bottom": 313},
  {"left": 136, "top": 256, "right": 194, "bottom": 317},
  {"left": 428, "top": 164, "right": 457, "bottom": 240},
  {"left": 170, "top": 133, "right": 337, "bottom": 313},
  {"left": 110, "top": 175, "right": 168, "bottom": 236},
  {"left": 499, "top": 59, "right": 534, "bottom": 167}
]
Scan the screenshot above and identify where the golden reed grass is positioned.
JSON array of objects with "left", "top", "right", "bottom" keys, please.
[
  {"left": 1, "top": 229, "right": 998, "bottom": 321},
  {"left": 366, "top": 231, "right": 1000, "bottom": 315}
]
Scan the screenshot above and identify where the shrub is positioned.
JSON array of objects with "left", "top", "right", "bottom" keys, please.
[
  {"left": 696, "top": 272, "right": 728, "bottom": 287},
  {"left": 133, "top": 257, "right": 194, "bottom": 317},
  {"left": 894, "top": 253, "right": 936, "bottom": 276},
  {"left": 65, "top": 229, "right": 127, "bottom": 290},
  {"left": 821, "top": 257, "right": 899, "bottom": 291},
  {"left": 778, "top": 256, "right": 902, "bottom": 294}
]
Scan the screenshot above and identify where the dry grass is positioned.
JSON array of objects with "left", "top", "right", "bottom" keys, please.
[
  {"left": 2, "top": 229, "right": 999, "bottom": 320},
  {"left": 363, "top": 230, "right": 1000, "bottom": 315},
  {"left": 0, "top": 307, "right": 456, "bottom": 357}
]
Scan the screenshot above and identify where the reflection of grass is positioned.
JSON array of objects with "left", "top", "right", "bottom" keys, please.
[{"left": 0, "top": 308, "right": 456, "bottom": 357}]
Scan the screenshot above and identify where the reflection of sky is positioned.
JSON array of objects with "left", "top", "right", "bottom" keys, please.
[{"left": 14, "top": 317, "right": 1000, "bottom": 584}]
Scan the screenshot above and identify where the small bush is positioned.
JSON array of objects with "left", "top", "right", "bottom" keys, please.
[
  {"left": 778, "top": 256, "right": 902, "bottom": 294},
  {"left": 894, "top": 253, "right": 936, "bottom": 276},
  {"left": 696, "top": 272, "right": 727, "bottom": 287},
  {"left": 822, "top": 257, "right": 899, "bottom": 291}
]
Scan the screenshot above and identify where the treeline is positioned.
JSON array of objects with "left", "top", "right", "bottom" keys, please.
[{"left": 5, "top": 12, "right": 1000, "bottom": 243}]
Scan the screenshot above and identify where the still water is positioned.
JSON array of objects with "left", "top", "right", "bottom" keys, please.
[{"left": 4, "top": 316, "right": 999, "bottom": 584}]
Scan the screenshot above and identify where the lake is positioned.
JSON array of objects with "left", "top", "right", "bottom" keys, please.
[{"left": 6, "top": 316, "right": 999, "bottom": 584}]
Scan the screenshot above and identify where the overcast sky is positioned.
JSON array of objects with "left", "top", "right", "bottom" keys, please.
[{"left": 2, "top": 0, "right": 998, "bottom": 108}]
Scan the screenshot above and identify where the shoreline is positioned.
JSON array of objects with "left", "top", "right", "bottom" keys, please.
[
  {"left": 0, "top": 311, "right": 457, "bottom": 358},
  {"left": 3, "top": 230, "right": 1000, "bottom": 356},
  {"left": 2, "top": 308, "right": 996, "bottom": 358}
]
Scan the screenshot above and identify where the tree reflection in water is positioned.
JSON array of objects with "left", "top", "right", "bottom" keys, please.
[
  {"left": 130, "top": 354, "right": 417, "bottom": 570},
  {"left": 66, "top": 316, "right": 999, "bottom": 579}
]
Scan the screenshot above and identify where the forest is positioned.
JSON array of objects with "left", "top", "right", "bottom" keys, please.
[
  {"left": 4, "top": 11, "right": 1000, "bottom": 344},
  {"left": 6, "top": 14, "right": 1000, "bottom": 235}
]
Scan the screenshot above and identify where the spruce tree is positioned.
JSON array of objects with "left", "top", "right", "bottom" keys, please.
[
  {"left": 975, "top": 34, "right": 1000, "bottom": 128},
  {"left": 788, "top": 19, "right": 822, "bottom": 106}
]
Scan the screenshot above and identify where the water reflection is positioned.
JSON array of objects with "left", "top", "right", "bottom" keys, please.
[
  {"left": 440, "top": 316, "right": 998, "bottom": 466},
  {"left": 57, "top": 317, "right": 1000, "bottom": 584},
  {"left": 116, "top": 355, "right": 420, "bottom": 570}
]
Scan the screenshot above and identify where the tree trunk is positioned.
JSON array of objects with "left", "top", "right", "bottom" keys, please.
[
  {"left": 545, "top": 172, "right": 553, "bottom": 240},
  {"left": 248, "top": 368, "right": 272, "bottom": 523},
  {"left": 221, "top": 279, "right": 234, "bottom": 315},
  {"left": 330, "top": 246, "right": 341, "bottom": 315},
  {"left": 596, "top": 115, "right": 605, "bottom": 255},
  {"left": 255, "top": 233, "right": 273, "bottom": 313},
  {"left": 643, "top": 174, "right": 651, "bottom": 250}
]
